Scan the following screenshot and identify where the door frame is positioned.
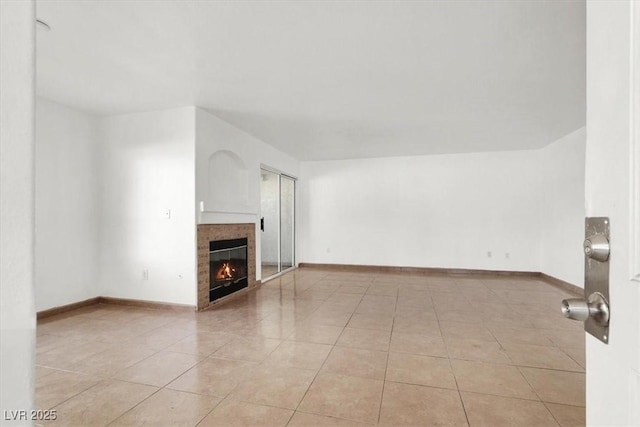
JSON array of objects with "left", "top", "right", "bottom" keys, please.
[{"left": 259, "top": 164, "right": 297, "bottom": 281}]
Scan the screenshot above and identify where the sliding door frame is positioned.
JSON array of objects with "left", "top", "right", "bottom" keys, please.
[{"left": 260, "top": 165, "right": 297, "bottom": 281}]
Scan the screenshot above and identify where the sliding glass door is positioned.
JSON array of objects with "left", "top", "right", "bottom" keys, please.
[
  {"left": 280, "top": 176, "right": 295, "bottom": 271},
  {"left": 260, "top": 168, "right": 295, "bottom": 279}
]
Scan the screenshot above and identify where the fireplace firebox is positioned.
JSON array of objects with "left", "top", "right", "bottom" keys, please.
[{"left": 209, "top": 238, "right": 248, "bottom": 302}]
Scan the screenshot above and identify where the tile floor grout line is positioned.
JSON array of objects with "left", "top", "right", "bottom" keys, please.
[
  {"left": 104, "top": 385, "right": 165, "bottom": 426},
  {"left": 377, "top": 283, "right": 399, "bottom": 424},
  {"left": 288, "top": 283, "right": 362, "bottom": 421},
  {"left": 431, "top": 283, "right": 472, "bottom": 427}
]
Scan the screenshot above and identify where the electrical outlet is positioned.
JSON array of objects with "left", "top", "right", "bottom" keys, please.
[
  {"left": 505, "top": 252, "right": 510, "bottom": 259},
  {"left": 487, "top": 251, "right": 492, "bottom": 258},
  {"left": 142, "top": 269, "right": 149, "bottom": 280}
]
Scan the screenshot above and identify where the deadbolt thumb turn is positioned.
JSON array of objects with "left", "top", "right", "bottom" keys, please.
[{"left": 560, "top": 217, "right": 611, "bottom": 344}]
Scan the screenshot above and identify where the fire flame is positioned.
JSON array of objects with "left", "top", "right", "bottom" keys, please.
[{"left": 216, "top": 262, "right": 236, "bottom": 280}]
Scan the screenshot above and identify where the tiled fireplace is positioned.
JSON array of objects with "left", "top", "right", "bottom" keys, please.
[{"left": 197, "top": 223, "right": 258, "bottom": 311}]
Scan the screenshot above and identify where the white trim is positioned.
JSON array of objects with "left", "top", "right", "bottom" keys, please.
[
  {"left": 631, "top": 1, "right": 640, "bottom": 282},
  {"left": 199, "top": 211, "right": 257, "bottom": 225}
]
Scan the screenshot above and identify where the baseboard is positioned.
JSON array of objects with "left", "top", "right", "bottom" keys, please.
[
  {"left": 299, "top": 262, "right": 584, "bottom": 296},
  {"left": 298, "top": 262, "right": 539, "bottom": 277},
  {"left": 539, "top": 273, "right": 583, "bottom": 296},
  {"left": 97, "top": 296, "right": 195, "bottom": 312},
  {"left": 37, "top": 296, "right": 195, "bottom": 320},
  {"left": 37, "top": 297, "right": 102, "bottom": 320}
]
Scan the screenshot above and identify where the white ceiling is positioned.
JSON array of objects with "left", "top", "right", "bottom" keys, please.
[{"left": 36, "top": 0, "right": 585, "bottom": 161}]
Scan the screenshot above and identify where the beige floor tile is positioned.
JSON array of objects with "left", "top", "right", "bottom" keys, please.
[
  {"left": 229, "top": 365, "right": 316, "bottom": 409},
  {"left": 394, "top": 308, "right": 438, "bottom": 321},
  {"left": 561, "top": 347, "right": 585, "bottom": 369},
  {"left": 390, "top": 331, "right": 448, "bottom": 357},
  {"left": 362, "top": 295, "right": 397, "bottom": 305},
  {"left": 167, "top": 357, "right": 258, "bottom": 397},
  {"left": 264, "top": 340, "right": 332, "bottom": 370},
  {"left": 490, "top": 326, "right": 555, "bottom": 347},
  {"left": 451, "top": 359, "right": 538, "bottom": 400},
  {"left": 355, "top": 303, "right": 395, "bottom": 315},
  {"left": 504, "top": 343, "right": 584, "bottom": 371},
  {"left": 366, "top": 285, "right": 398, "bottom": 297},
  {"left": 322, "top": 346, "right": 388, "bottom": 380},
  {"left": 461, "top": 392, "right": 559, "bottom": 427},
  {"left": 305, "top": 311, "right": 353, "bottom": 327},
  {"left": 397, "top": 291, "right": 431, "bottom": 302},
  {"left": 396, "top": 298, "right": 434, "bottom": 311},
  {"left": 35, "top": 268, "right": 585, "bottom": 425},
  {"left": 36, "top": 340, "right": 113, "bottom": 371},
  {"left": 386, "top": 352, "right": 457, "bottom": 389},
  {"left": 519, "top": 367, "right": 585, "bottom": 406},
  {"left": 298, "top": 373, "right": 384, "bottom": 424},
  {"left": 445, "top": 338, "right": 511, "bottom": 364},
  {"left": 295, "top": 289, "right": 335, "bottom": 301},
  {"left": 288, "top": 323, "right": 345, "bottom": 345},
  {"left": 336, "top": 327, "right": 391, "bottom": 351},
  {"left": 546, "top": 403, "right": 586, "bottom": 427},
  {"left": 36, "top": 370, "right": 100, "bottom": 410},
  {"left": 213, "top": 335, "right": 282, "bottom": 361},
  {"left": 110, "top": 388, "right": 220, "bottom": 426},
  {"left": 245, "top": 319, "right": 299, "bottom": 339},
  {"left": 164, "top": 331, "right": 237, "bottom": 356},
  {"left": 44, "top": 380, "right": 156, "bottom": 426},
  {"left": 36, "top": 333, "right": 83, "bottom": 355},
  {"left": 392, "top": 317, "right": 439, "bottom": 334},
  {"left": 379, "top": 381, "right": 468, "bottom": 426},
  {"left": 113, "top": 351, "right": 200, "bottom": 387},
  {"left": 434, "top": 307, "right": 481, "bottom": 324},
  {"left": 35, "top": 365, "right": 58, "bottom": 379},
  {"left": 543, "top": 329, "right": 585, "bottom": 349},
  {"left": 288, "top": 411, "right": 366, "bottom": 426},
  {"left": 440, "top": 321, "right": 497, "bottom": 342},
  {"left": 72, "top": 345, "right": 156, "bottom": 377},
  {"left": 347, "top": 313, "right": 393, "bottom": 331},
  {"left": 199, "top": 399, "right": 293, "bottom": 426},
  {"left": 120, "top": 326, "right": 191, "bottom": 351},
  {"left": 337, "top": 284, "right": 369, "bottom": 295}
]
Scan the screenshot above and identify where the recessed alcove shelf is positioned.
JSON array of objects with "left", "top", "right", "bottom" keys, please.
[{"left": 205, "top": 149, "right": 250, "bottom": 213}]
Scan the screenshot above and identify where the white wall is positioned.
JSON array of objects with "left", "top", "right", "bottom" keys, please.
[
  {"left": 539, "top": 127, "right": 586, "bottom": 287},
  {"left": 0, "top": 0, "right": 36, "bottom": 420},
  {"left": 195, "top": 108, "right": 300, "bottom": 279},
  {"left": 299, "top": 150, "right": 542, "bottom": 272},
  {"left": 35, "top": 98, "right": 100, "bottom": 311},
  {"left": 99, "top": 108, "right": 197, "bottom": 305}
]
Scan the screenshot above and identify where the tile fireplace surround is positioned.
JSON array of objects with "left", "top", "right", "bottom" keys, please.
[{"left": 197, "top": 223, "right": 257, "bottom": 311}]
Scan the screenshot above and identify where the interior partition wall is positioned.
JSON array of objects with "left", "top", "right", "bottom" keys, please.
[{"left": 260, "top": 167, "right": 295, "bottom": 279}]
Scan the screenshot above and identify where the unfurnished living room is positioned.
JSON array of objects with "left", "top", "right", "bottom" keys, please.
[{"left": 1, "top": 1, "right": 639, "bottom": 426}]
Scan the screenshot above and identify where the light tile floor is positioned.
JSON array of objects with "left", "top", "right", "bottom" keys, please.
[{"left": 36, "top": 268, "right": 585, "bottom": 426}]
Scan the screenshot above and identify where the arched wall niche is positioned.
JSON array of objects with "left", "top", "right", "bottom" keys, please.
[{"left": 206, "top": 150, "right": 250, "bottom": 212}]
